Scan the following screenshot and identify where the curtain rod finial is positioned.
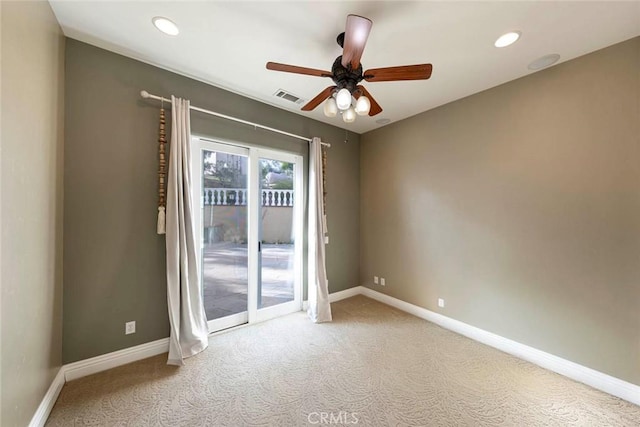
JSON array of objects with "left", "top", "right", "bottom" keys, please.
[{"left": 140, "top": 90, "right": 150, "bottom": 98}]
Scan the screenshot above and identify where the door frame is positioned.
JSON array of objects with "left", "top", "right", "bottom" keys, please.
[{"left": 192, "top": 137, "right": 304, "bottom": 333}]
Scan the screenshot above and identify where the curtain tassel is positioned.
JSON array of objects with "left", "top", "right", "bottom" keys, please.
[{"left": 157, "top": 206, "right": 166, "bottom": 235}]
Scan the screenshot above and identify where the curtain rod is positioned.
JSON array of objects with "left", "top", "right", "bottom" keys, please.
[{"left": 140, "top": 90, "right": 330, "bottom": 147}]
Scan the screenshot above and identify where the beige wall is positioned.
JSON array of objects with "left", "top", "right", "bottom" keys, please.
[
  {"left": 203, "top": 206, "right": 248, "bottom": 243},
  {"left": 261, "top": 207, "right": 294, "bottom": 244},
  {"left": 202, "top": 206, "right": 293, "bottom": 244},
  {"left": 1, "top": 1, "right": 65, "bottom": 425},
  {"left": 360, "top": 37, "right": 640, "bottom": 385}
]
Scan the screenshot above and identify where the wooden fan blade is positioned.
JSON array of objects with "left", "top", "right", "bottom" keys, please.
[
  {"left": 341, "top": 15, "right": 372, "bottom": 69},
  {"left": 266, "top": 62, "right": 332, "bottom": 78},
  {"left": 302, "top": 86, "right": 337, "bottom": 111},
  {"left": 364, "top": 64, "right": 433, "bottom": 82},
  {"left": 355, "top": 85, "right": 382, "bottom": 116}
]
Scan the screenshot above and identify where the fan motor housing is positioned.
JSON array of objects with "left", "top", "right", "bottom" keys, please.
[{"left": 331, "top": 56, "right": 363, "bottom": 93}]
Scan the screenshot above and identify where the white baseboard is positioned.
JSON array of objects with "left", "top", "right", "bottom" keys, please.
[
  {"left": 328, "top": 286, "right": 362, "bottom": 303},
  {"left": 359, "top": 286, "right": 640, "bottom": 406},
  {"left": 28, "top": 368, "right": 65, "bottom": 427},
  {"left": 30, "top": 338, "right": 170, "bottom": 426},
  {"left": 303, "top": 285, "right": 362, "bottom": 310},
  {"left": 64, "top": 338, "right": 170, "bottom": 382}
]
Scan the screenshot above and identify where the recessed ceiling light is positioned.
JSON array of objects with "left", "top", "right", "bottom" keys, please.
[
  {"left": 375, "top": 118, "right": 391, "bottom": 125},
  {"left": 152, "top": 17, "right": 179, "bottom": 36},
  {"left": 528, "top": 54, "right": 561, "bottom": 70},
  {"left": 494, "top": 31, "right": 521, "bottom": 48}
]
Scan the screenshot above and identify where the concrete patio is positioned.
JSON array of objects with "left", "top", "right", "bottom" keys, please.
[{"left": 202, "top": 242, "right": 295, "bottom": 320}]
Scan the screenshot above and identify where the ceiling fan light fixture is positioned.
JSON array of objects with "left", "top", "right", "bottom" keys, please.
[
  {"left": 355, "top": 96, "right": 371, "bottom": 116},
  {"left": 494, "top": 31, "right": 520, "bottom": 48},
  {"left": 342, "top": 107, "right": 356, "bottom": 123},
  {"left": 152, "top": 17, "right": 179, "bottom": 36},
  {"left": 265, "top": 14, "right": 433, "bottom": 124},
  {"left": 336, "top": 88, "right": 352, "bottom": 111},
  {"left": 323, "top": 97, "right": 338, "bottom": 117}
]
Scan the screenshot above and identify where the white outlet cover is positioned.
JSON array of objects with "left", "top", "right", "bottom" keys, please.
[
  {"left": 374, "top": 276, "right": 379, "bottom": 284},
  {"left": 438, "top": 298, "right": 445, "bottom": 308},
  {"left": 125, "top": 321, "right": 136, "bottom": 335},
  {"left": 380, "top": 278, "right": 386, "bottom": 286}
]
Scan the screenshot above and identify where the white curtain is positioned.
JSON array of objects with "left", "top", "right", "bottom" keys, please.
[
  {"left": 166, "top": 96, "right": 209, "bottom": 365},
  {"left": 307, "top": 137, "right": 332, "bottom": 323}
]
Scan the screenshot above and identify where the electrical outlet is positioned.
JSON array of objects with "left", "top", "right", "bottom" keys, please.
[
  {"left": 438, "top": 298, "right": 445, "bottom": 308},
  {"left": 374, "top": 276, "right": 379, "bottom": 284},
  {"left": 380, "top": 278, "right": 386, "bottom": 286},
  {"left": 125, "top": 321, "right": 136, "bottom": 335}
]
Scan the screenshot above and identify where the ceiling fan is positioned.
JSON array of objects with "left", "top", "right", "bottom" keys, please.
[{"left": 266, "top": 14, "right": 433, "bottom": 123}]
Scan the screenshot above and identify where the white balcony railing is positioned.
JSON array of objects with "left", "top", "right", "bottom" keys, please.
[{"left": 203, "top": 188, "right": 294, "bottom": 207}]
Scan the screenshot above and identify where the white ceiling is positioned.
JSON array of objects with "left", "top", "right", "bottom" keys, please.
[{"left": 49, "top": 1, "right": 640, "bottom": 134}]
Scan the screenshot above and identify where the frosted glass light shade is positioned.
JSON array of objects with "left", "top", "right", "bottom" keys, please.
[
  {"left": 336, "top": 88, "right": 352, "bottom": 111},
  {"left": 323, "top": 97, "right": 338, "bottom": 117},
  {"left": 342, "top": 107, "right": 356, "bottom": 123},
  {"left": 355, "top": 96, "right": 371, "bottom": 116}
]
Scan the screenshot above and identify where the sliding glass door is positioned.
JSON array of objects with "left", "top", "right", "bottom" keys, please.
[
  {"left": 255, "top": 152, "right": 303, "bottom": 322},
  {"left": 194, "top": 143, "right": 250, "bottom": 331},
  {"left": 192, "top": 139, "right": 303, "bottom": 332}
]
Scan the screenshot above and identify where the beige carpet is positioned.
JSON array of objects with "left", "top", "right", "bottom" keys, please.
[{"left": 47, "top": 296, "right": 639, "bottom": 426}]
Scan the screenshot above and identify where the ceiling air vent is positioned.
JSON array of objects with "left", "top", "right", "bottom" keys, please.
[{"left": 273, "top": 89, "right": 305, "bottom": 105}]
